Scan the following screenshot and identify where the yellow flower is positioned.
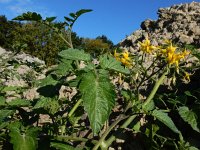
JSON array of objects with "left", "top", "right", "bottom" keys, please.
[
  {"left": 113, "top": 49, "right": 132, "bottom": 67},
  {"left": 182, "top": 49, "right": 190, "bottom": 58},
  {"left": 184, "top": 72, "right": 191, "bottom": 82},
  {"left": 122, "top": 51, "right": 130, "bottom": 61},
  {"left": 166, "top": 52, "right": 183, "bottom": 66},
  {"left": 139, "top": 38, "right": 157, "bottom": 53},
  {"left": 165, "top": 43, "right": 177, "bottom": 54}
]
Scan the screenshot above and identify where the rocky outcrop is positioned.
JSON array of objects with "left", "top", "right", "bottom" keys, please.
[{"left": 120, "top": 2, "right": 200, "bottom": 52}]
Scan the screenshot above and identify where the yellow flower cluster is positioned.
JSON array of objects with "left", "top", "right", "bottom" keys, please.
[
  {"left": 161, "top": 42, "right": 190, "bottom": 67},
  {"left": 139, "top": 38, "right": 157, "bottom": 53},
  {"left": 114, "top": 50, "right": 132, "bottom": 67}
]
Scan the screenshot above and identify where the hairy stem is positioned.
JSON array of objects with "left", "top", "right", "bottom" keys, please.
[
  {"left": 104, "top": 115, "right": 137, "bottom": 149},
  {"left": 92, "top": 115, "right": 127, "bottom": 150},
  {"left": 143, "top": 70, "right": 168, "bottom": 108},
  {"left": 55, "top": 135, "right": 98, "bottom": 144},
  {"left": 68, "top": 99, "right": 82, "bottom": 118}
]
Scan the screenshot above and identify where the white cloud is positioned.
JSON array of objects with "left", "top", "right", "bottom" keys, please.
[
  {"left": 6, "top": 0, "right": 55, "bottom": 18},
  {"left": 0, "top": 0, "right": 12, "bottom": 3}
]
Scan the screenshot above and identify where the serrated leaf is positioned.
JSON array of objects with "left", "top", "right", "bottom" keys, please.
[
  {"left": 8, "top": 99, "right": 31, "bottom": 107},
  {"left": 13, "top": 12, "right": 42, "bottom": 21},
  {"left": 51, "top": 142, "right": 81, "bottom": 150},
  {"left": 100, "top": 54, "right": 130, "bottom": 74},
  {"left": 9, "top": 126, "right": 40, "bottom": 150},
  {"left": 59, "top": 48, "right": 91, "bottom": 61},
  {"left": 152, "top": 109, "right": 180, "bottom": 134},
  {"left": 79, "top": 69, "right": 115, "bottom": 134},
  {"left": 178, "top": 106, "right": 199, "bottom": 132}
]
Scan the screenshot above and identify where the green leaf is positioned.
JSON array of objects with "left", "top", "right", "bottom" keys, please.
[
  {"left": 152, "top": 109, "right": 180, "bottom": 134},
  {"left": 0, "top": 109, "right": 14, "bottom": 123},
  {"left": 9, "top": 126, "right": 40, "bottom": 150},
  {"left": 45, "top": 17, "right": 56, "bottom": 22},
  {"left": 79, "top": 69, "right": 115, "bottom": 134},
  {"left": 13, "top": 12, "right": 42, "bottom": 21},
  {"left": 52, "top": 60, "right": 73, "bottom": 76},
  {"left": 184, "top": 91, "right": 197, "bottom": 99},
  {"left": 100, "top": 54, "right": 130, "bottom": 74},
  {"left": 178, "top": 106, "right": 199, "bottom": 132},
  {"left": 2, "top": 86, "right": 21, "bottom": 92},
  {"left": 143, "top": 99, "right": 155, "bottom": 111},
  {"left": 38, "top": 74, "right": 58, "bottom": 86},
  {"left": 8, "top": 99, "right": 31, "bottom": 107},
  {"left": 51, "top": 142, "right": 81, "bottom": 150},
  {"left": 33, "top": 97, "right": 59, "bottom": 115},
  {"left": 0, "top": 96, "right": 6, "bottom": 106},
  {"left": 75, "top": 9, "right": 93, "bottom": 17},
  {"left": 59, "top": 49, "right": 91, "bottom": 61}
]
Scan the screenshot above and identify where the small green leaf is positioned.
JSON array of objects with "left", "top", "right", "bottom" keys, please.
[
  {"left": 52, "top": 60, "right": 73, "bottom": 76},
  {"left": 100, "top": 54, "right": 130, "bottom": 74},
  {"left": 0, "top": 109, "right": 14, "bottom": 123},
  {"left": 79, "top": 69, "right": 115, "bottom": 134},
  {"left": 13, "top": 12, "right": 42, "bottom": 21},
  {"left": 69, "top": 13, "right": 76, "bottom": 18},
  {"left": 184, "top": 91, "right": 197, "bottom": 99},
  {"left": 45, "top": 17, "right": 56, "bottom": 22},
  {"left": 33, "top": 97, "right": 59, "bottom": 115},
  {"left": 2, "top": 86, "right": 20, "bottom": 92},
  {"left": 178, "top": 106, "right": 199, "bottom": 132},
  {"left": 143, "top": 99, "right": 155, "bottom": 111},
  {"left": 8, "top": 99, "right": 31, "bottom": 107},
  {"left": 59, "top": 49, "right": 91, "bottom": 61},
  {"left": 9, "top": 126, "right": 40, "bottom": 150},
  {"left": 33, "top": 97, "right": 49, "bottom": 109},
  {"left": 152, "top": 109, "right": 180, "bottom": 134},
  {"left": 75, "top": 9, "right": 93, "bottom": 17},
  {"left": 38, "top": 74, "right": 58, "bottom": 86},
  {"left": 0, "top": 96, "right": 6, "bottom": 106}
]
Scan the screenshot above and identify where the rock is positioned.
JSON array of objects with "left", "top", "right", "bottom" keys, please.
[{"left": 120, "top": 2, "right": 200, "bottom": 47}]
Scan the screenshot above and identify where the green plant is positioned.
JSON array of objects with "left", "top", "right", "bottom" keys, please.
[{"left": 0, "top": 9, "right": 199, "bottom": 150}]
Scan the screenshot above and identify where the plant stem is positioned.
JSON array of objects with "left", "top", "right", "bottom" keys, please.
[
  {"left": 58, "top": 33, "right": 72, "bottom": 48},
  {"left": 68, "top": 99, "right": 82, "bottom": 118},
  {"left": 104, "top": 115, "right": 137, "bottom": 149},
  {"left": 55, "top": 135, "right": 98, "bottom": 144},
  {"left": 92, "top": 115, "right": 127, "bottom": 150},
  {"left": 143, "top": 70, "right": 168, "bottom": 108}
]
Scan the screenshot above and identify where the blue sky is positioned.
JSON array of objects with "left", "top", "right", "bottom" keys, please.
[{"left": 0, "top": 0, "right": 199, "bottom": 44}]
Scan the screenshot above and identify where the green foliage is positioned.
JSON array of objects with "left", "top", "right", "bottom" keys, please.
[
  {"left": 178, "top": 106, "right": 199, "bottom": 132},
  {"left": 13, "top": 12, "right": 42, "bottom": 21},
  {"left": 152, "top": 109, "right": 180, "bottom": 134},
  {"left": 58, "top": 48, "right": 91, "bottom": 61},
  {"left": 82, "top": 38, "right": 111, "bottom": 56},
  {"left": 9, "top": 124, "right": 40, "bottom": 150},
  {"left": 0, "top": 8, "right": 199, "bottom": 150},
  {"left": 79, "top": 69, "right": 115, "bottom": 134},
  {"left": 100, "top": 54, "right": 130, "bottom": 74}
]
